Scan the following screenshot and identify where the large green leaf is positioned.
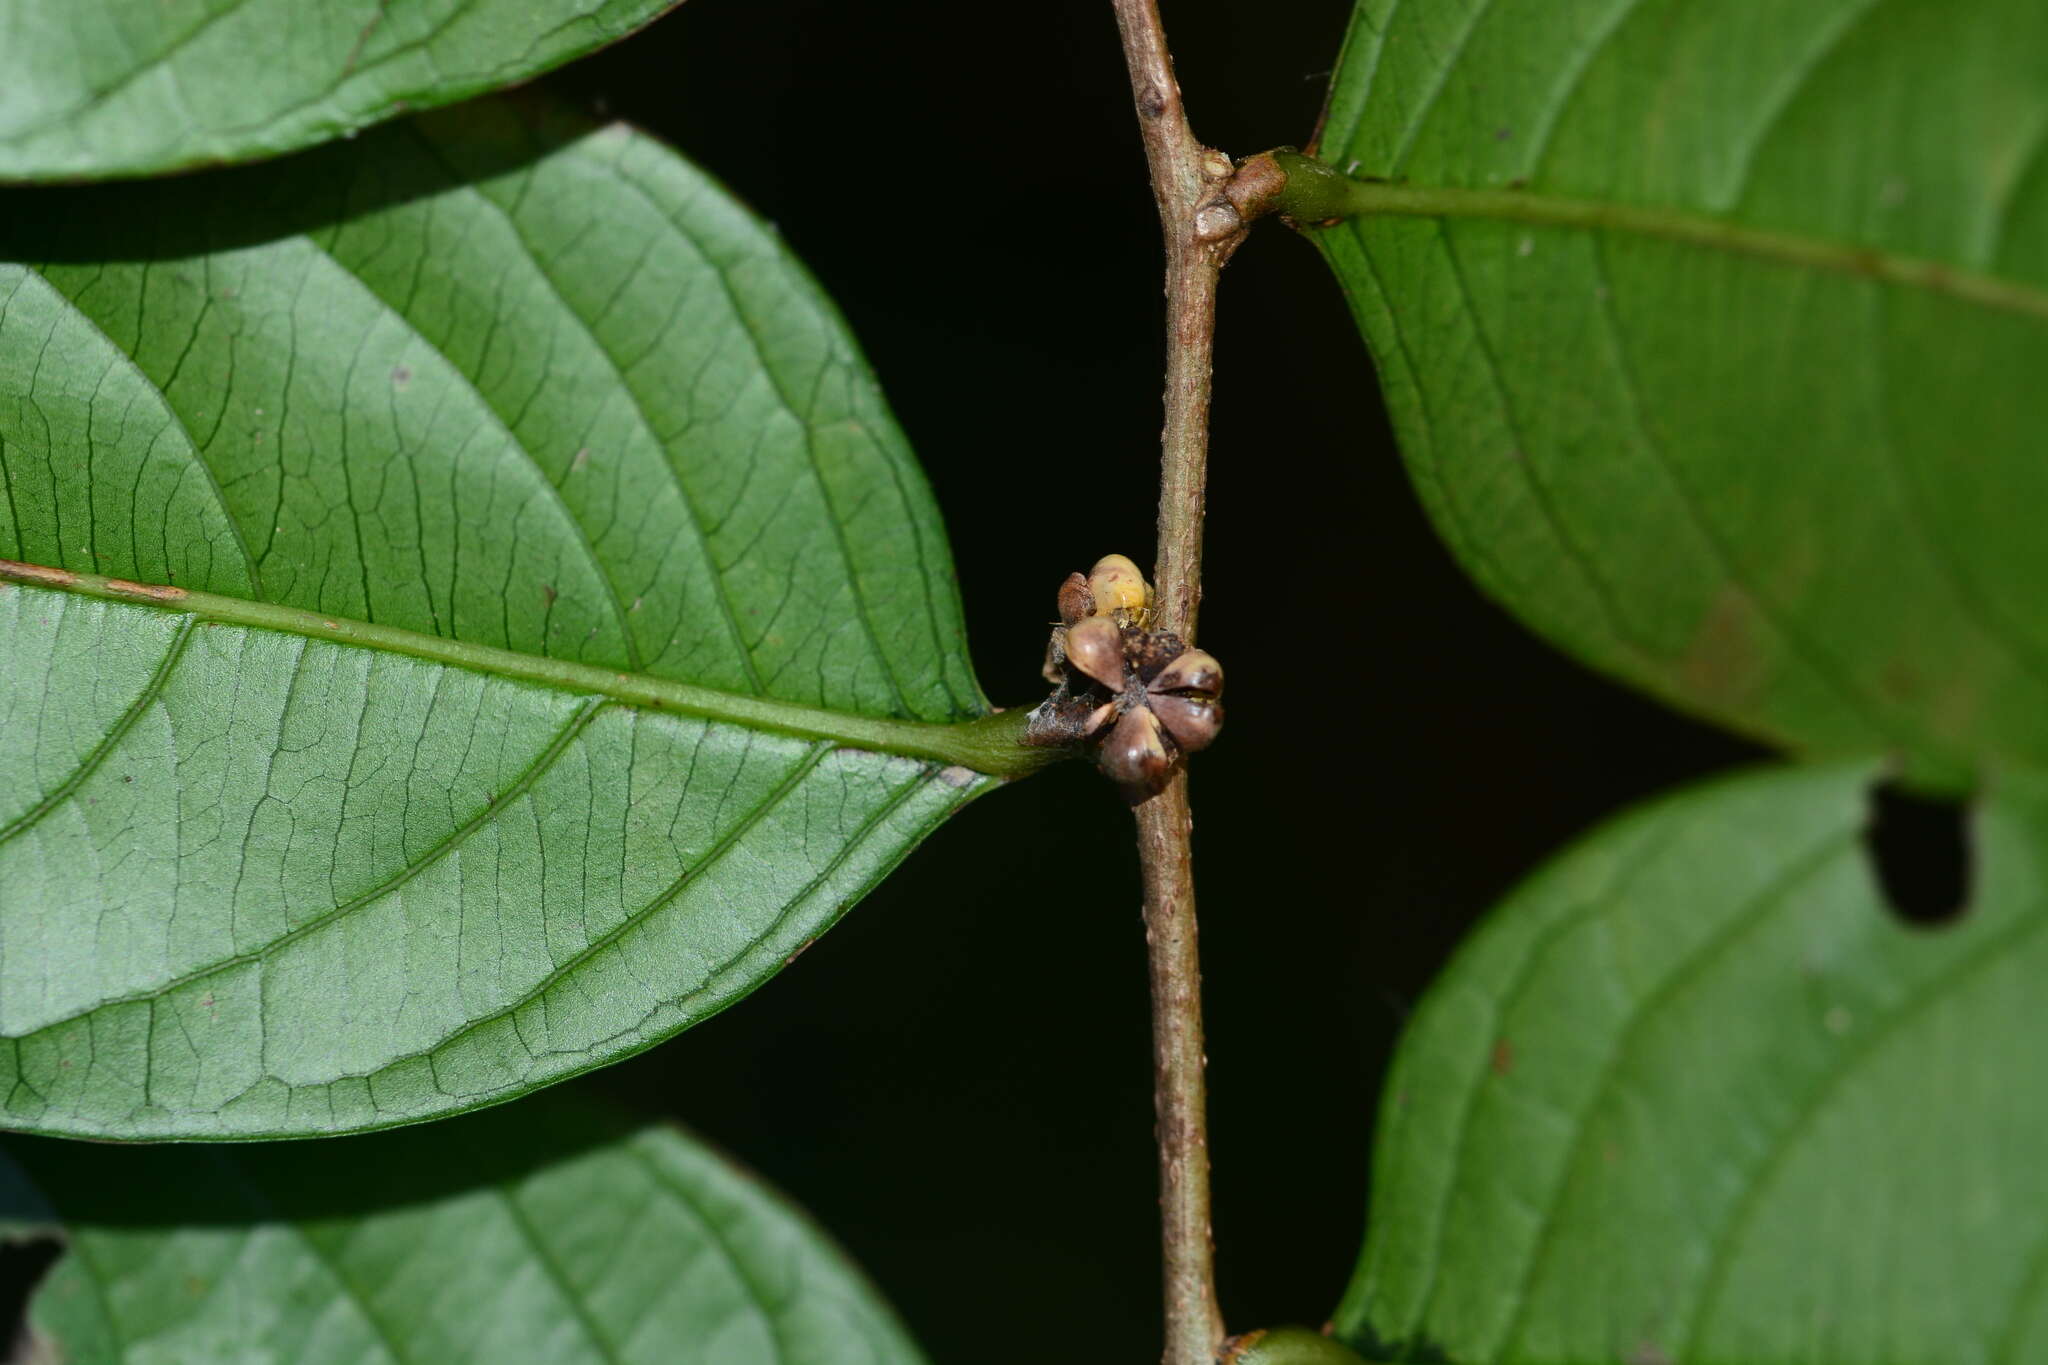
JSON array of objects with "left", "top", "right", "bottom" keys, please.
[
  {"left": 1310, "top": 0, "right": 2048, "bottom": 790},
  {"left": 0, "top": 0, "right": 679, "bottom": 182},
  {"left": 1, "top": 1091, "right": 926, "bottom": 1363},
  {"left": 1336, "top": 759, "right": 2048, "bottom": 1364},
  {"left": 0, "top": 100, "right": 1036, "bottom": 1141}
]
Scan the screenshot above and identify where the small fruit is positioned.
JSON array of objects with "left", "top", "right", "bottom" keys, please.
[
  {"left": 1150, "top": 694, "right": 1222, "bottom": 752},
  {"left": 1099, "top": 706, "right": 1171, "bottom": 791},
  {"left": 1064, "top": 616, "right": 1127, "bottom": 691},
  {"left": 1022, "top": 558, "right": 1225, "bottom": 797},
  {"left": 1149, "top": 647, "right": 1222, "bottom": 699}
]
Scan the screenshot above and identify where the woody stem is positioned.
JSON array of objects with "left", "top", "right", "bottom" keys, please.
[{"left": 1107, "top": 0, "right": 1245, "bottom": 1360}]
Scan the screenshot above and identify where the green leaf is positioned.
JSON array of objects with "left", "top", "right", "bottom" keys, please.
[
  {"left": 0, "top": 100, "right": 1036, "bottom": 1141},
  {"left": 1336, "top": 759, "right": 2048, "bottom": 1364},
  {"left": 1311, "top": 0, "right": 2048, "bottom": 790},
  {"left": 0, "top": 0, "right": 680, "bottom": 182},
  {"left": 1, "top": 1090, "right": 926, "bottom": 1364}
]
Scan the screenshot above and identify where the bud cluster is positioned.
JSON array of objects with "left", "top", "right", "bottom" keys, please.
[{"left": 1024, "top": 554, "right": 1225, "bottom": 799}]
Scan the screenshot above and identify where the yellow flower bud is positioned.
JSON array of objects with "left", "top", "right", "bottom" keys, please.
[{"left": 1086, "top": 553, "right": 1152, "bottom": 622}]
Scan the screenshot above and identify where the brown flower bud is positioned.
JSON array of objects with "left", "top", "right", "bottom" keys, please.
[
  {"left": 1056, "top": 572, "right": 1094, "bottom": 625},
  {"left": 1150, "top": 694, "right": 1223, "bottom": 753},
  {"left": 1099, "top": 706, "right": 1172, "bottom": 793},
  {"left": 1149, "top": 647, "right": 1223, "bottom": 699},
  {"left": 1064, "top": 616, "right": 1127, "bottom": 691},
  {"left": 1081, "top": 702, "right": 1118, "bottom": 737}
]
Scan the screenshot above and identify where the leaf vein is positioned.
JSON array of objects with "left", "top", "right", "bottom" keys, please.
[
  {"left": 293, "top": 233, "right": 642, "bottom": 669},
  {"left": 36, "top": 263, "right": 265, "bottom": 596},
  {"left": 1720, "top": 0, "right": 1891, "bottom": 212},
  {"left": 407, "top": 134, "right": 764, "bottom": 693},
  {"left": 1857, "top": 288, "right": 2048, "bottom": 697},
  {"left": 420, "top": 742, "right": 835, "bottom": 1066},
  {"left": 1389, "top": 0, "right": 1501, "bottom": 174},
  {"left": 599, "top": 160, "right": 924, "bottom": 721},
  {"left": 626, "top": 1141, "right": 796, "bottom": 1363},
  {"left": 0, "top": 612, "right": 195, "bottom": 848},
  {"left": 497, "top": 1183, "right": 626, "bottom": 1365},
  {"left": 1585, "top": 235, "right": 1919, "bottom": 751},
  {"left": 26, "top": 695, "right": 602, "bottom": 1024},
  {"left": 1435, "top": 224, "right": 1651, "bottom": 661},
  {"left": 1680, "top": 904, "right": 2048, "bottom": 1358},
  {"left": 1397, "top": 812, "right": 1691, "bottom": 1337},
  {"left": 1493, "top": 831, "right": 1856, "bottom": 1358}
]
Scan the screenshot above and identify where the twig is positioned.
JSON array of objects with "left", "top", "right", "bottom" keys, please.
[
  {"left": 1132, "top": 776, "right": 1223, "bottom": 1364},
  {"left": 1107, "top": 2, "right": 1246, "bottom": 1360}
]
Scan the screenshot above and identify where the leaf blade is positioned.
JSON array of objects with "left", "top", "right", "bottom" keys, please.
[
  {"left": 8, "top": 100, "right": 984, "bottom": 724},
  {"left": 0, "top": 0, "right": 683, "bottom": 181},
  {"left": 1314, "top": 0, "right": 2048, "bottom": 787},
  {"left": 2, "top": 1092, "right": 928, "bottom": 1364},
  {"left": 0, "top": 103, "right": 1017, "bottom": 1140},
  {"left": 1338, "top": 759, "right": 2048, "bottom": 1364},
  {"left": 0, "top": 581, "right": 994, "bottom": 1139}
]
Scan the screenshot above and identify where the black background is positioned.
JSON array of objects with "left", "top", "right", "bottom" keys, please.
[{"left": 541, "top": 2, "right": 1764, "bottom": 1360}]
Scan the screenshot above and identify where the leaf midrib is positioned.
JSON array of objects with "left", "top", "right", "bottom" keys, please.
[
  {"left": 1315, "top": 175, "right": 2048, "bottom": 323},
  {"left": 0, "top": 558, "right": 1043, "bottom": 777}
]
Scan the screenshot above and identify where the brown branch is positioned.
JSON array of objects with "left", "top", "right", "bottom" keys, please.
[
  {"left": 1132, "top": 774, "right": 1223, "bottom": 1365},
  {"left": 1108, "top": 2, "right": 1247, "bottom": 1361}
]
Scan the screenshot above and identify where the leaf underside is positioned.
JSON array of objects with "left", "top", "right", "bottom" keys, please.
[
  {"left": 0, "top": 0, "right": 681, "bottom": 181},
  {"left": 0, "top": 100, "right": 997, "bottom": 1140},
  {"left": 1314, "top": 0, "right": 2048, "bottom": 791},
  {"left": 1339, "top": 761, "right": 2048, "bottom": 1365},
  {"left": 1, "top": 1091, "right": 927, "bottom": 1364},
  {"left": 1318, "top": 4, "right": 2048, "bottom": 1358}
]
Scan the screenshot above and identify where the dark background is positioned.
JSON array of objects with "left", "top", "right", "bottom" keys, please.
[{"left": 536, "top": 2, "right": 1764, "bottom": 1360}]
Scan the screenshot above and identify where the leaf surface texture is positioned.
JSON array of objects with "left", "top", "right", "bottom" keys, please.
[
  {"left": 1316, "top": 0, "right": 2048, "bottom": 787},
  {"left": 0, "top": 0, "right": 681, "bottom": 179},
  {"left": 1339, "top": 761, "right": 2048, "bottom": 1364},
  {"left": 0, "top": 102, "right": 997, "bottom": 1139},
  {"left": 0, "top": 1093, "right": 927, "bottom": 1364}
]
